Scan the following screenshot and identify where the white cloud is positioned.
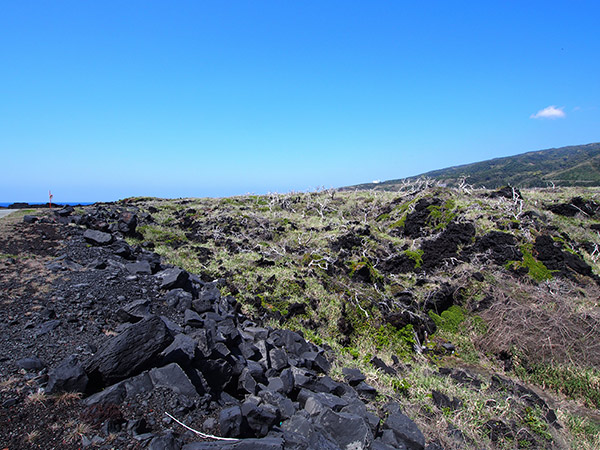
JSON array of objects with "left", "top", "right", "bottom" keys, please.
[
  {"left": 372, "top": 180, "right": 381, "bottom": 184},
  {"left": 530, "top": 105, "right": 566, "bottom": 119}
]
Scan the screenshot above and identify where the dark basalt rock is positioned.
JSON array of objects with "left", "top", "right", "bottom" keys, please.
[
  {"left": 431, "top": 390, "right": 462, "bottom": 411},
  {"left": 534, "top": 234, "right": 595, "bottom": 279},
  {"left": 547, "top": 196, "right": 599, "bottom": 217},
  {"left": 471, "top": 231, "right": 522, "bottom": 265},
  {"left": 219, "top": 405, "right": 244, "bottom": 438},
  {"left": 85, "top": 315, "right": 173, "bottom": 389},
  {"left": 382, "top": 411, "right": 426, "bottom": 450},
  {"left": 157, "top": 267, "right": 191, "bottom": 291},
  {"left": 423, "top": 283, "right": 462, "bottom": 314},
  {"left": 182, "top": 437, "right": 284, "bottom": 450},
  {"left": 317, "top": 408, "right": 374, "bottom": 450},
  {"left": 342, "top": 367, "right": 366, "bottom": 386},
  {"left": 16, "top": 356, "right": 46, "bottom": 371},
  {"left": 46, "top": 355, "right": 89, "bottom": 393},
  {"left": 149, "top": 363, "right": 198, "bottom": 398},
  {"left": 403, "top": 198, "right": 443, "bottom": 238},
  {"left": 83, "top": 229, "right": 114, "bottom": 245},
  {"left": 489, "top": 185, "right": 522, "bottom": 200},
  {"left": 420, "top": 222, "right": 475, "bottom": 270}
]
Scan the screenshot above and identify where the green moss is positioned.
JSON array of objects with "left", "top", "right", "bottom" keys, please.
[
  {"left": 429, "top": 305, "right": 466, "bottom": 333},
  {"left": 373, "top": 323, "right": 415, "bottom": 356},
  {"left": 389, "top": 215, "right": 407, "bottom": 229},
  {"left": 138, "top": 225, "right": 187, "bottom": 246},
  {"left": 342, "top": 346, "right": 360, "bottom": 359},
  {"left": 403, "top": 249, "right": 424, "bottom": 269},
  {"left": 506, "top": 245, "right": 555, "bottom": 282},
  {"left": 391, "top": 378, "right": 411, "bottom": 396},
  {"left": 427, "top": 199, "right": 457, "bottom": 230}
]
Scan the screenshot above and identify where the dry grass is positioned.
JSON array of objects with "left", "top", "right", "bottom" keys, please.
[
  {"left": 64, "top": 422, "right": 93, "bottom": 443},
  {"left": 25, "top": 429, "right": 41, "bottom": 444},
  {"left": 52, "top": 391, "right": 82, "bottom": 405},
  {"left": 25, "top": 390, "right": 47, "bottom": 406},
  {"left": 477, "top": 275, "right": 600, "bottom": 368}
]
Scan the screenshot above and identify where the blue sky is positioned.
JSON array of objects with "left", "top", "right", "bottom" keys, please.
[{"left": 1, "top": 1, "right": 599, "bottom": 202}]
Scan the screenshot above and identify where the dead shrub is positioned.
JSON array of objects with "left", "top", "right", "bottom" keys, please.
[{"left": 476, "top": 276, "right": 600, "bottom": 368}]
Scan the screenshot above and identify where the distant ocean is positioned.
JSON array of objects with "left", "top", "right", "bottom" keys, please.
[{"left": 0, "top": 202, "right": 96, "bottom": 208}]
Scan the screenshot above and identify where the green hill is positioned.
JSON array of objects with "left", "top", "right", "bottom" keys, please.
[{"left": 347, "top": 142, "right": 600, "bottom": 190}]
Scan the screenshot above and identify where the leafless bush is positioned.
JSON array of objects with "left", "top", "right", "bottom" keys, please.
[{"left": 477, "top": 278, "right": 600, "bottom": 368}]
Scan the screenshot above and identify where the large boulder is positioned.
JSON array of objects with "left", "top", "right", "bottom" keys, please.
[
  {"left": 46, "top": 355, "right": 88, "bottom": 393},
  {"left": 85, "top": 315, "right": 173, "bottom": 389}
]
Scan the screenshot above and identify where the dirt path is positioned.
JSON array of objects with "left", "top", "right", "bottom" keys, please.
[{"left": 0, "top": 209, "right": 17, "bottom": 219}]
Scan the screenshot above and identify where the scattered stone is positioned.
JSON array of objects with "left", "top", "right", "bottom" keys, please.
[
  {"left": 16, "top": 356, "right": 46, "bottom": 371},
  {"left": 83, "top": 229, "right": 114, "bottom": 245}
]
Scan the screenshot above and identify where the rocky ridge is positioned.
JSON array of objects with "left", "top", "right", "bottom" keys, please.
[{"left": 1, "top": 206, "right": 431, "bottom": 450}]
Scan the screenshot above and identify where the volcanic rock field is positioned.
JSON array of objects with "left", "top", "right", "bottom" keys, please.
[{"left": 1, "top": 185, "right": 599, "bottom": 449}]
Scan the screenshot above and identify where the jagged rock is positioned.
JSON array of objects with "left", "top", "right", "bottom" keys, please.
[
  {"left": 421, "top": 222, "right": 476, "bottom": 270},
  {"left": 219, "top": 405, "right": 244, "bottom": 438},
  {"left": 149, "top": 363, "right": 198, "bottom": 397},
  {"left": 490, "top": 186, "right": 522, "bottom": 200},
  {"left": 34, "top": 319, "right": 61, "bottom": 337},
  {"left": 200, "top": 359, "right": 234, "bottom": 392},
  {"left": 342, "top": 367, "right": 366, "bottom": 386},
  {"left": 161, "top": 333, "right": 198, "bottom": 367},
  {"left": 118, "top": 211, "right": 138, "bottom": 236},
  {"left": 437, "top": 368, "right": 482, "bottom": 389},
  {"left": 46, "top": 355, "right": 88, "bottom": 393},
  {"left": 126, "top": 260, "right": 153, "bottom": 275},
  {"left": 298, "top": 389, "right": 348, "bottom": 412},
  {"left": 258, "top": 390, "right": 296, "bottom": 420},
  {"left": 165, "top": 288, "right": 193, "bottom": 311},
  {"left": 355, "top": 381, "right": 377, "bottom": 400},
  {"left": 241, "top": 400, "right": 278, "bottom": 437},
  {"left": 23, "top": 215, "right": 38, "bottom": 223},
  {"left": 182, "top": 437, "right": 284, "bottom": 449},
  {"left": 85, "top": 315, "right": 173, "bottom": 388},
  {"left": 534, "top": 234, "right": 595, "bottom": 279},
  {"left": 116, "top": 299, "right": 151, "bottom": 323},
  {"left": 238, "top": 367, "right": 258, "bottom": 395},
  {"left": 266, "top": 368, "right": 294, "bottom": 395},
  {"left": 472, "top": 231, "right": 523, "bottom": 265},
  {"left": 371, "top": 356, "right": 397, "bottom": 375},
  {"left": 157, "top": 267, "right": 190, "bottom": 290},
  {"left": 184, "top": 309, "right": 203, "bottom": 327},
  {"left": 317, "top": 408, "right": 374, "bottom": 450},
  {"left": 83, "top": 229, "right": 114, "bottom": 245},
  {"left": 270, "top": 329, "right": 312, "bottom": 357},
  {"left": 383, "top": 411, "right": 425, "bottom": 450},
  {"left": 300, "top": 351, "right": 330, "bottom": 374},
  {"left": 148, "top": 431, "right": 182, "bottom": 450},
  {"left": 56, "top": 205, "right": 74, "bottom": 217}
]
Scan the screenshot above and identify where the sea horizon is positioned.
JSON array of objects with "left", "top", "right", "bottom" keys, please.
[{"left": 0, "top": 202, "right": 97, "bottom": 208}]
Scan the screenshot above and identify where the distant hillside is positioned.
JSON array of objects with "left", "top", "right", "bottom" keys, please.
[{"left": 347, "top": 142, "right": 600, "bottom": 190}]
